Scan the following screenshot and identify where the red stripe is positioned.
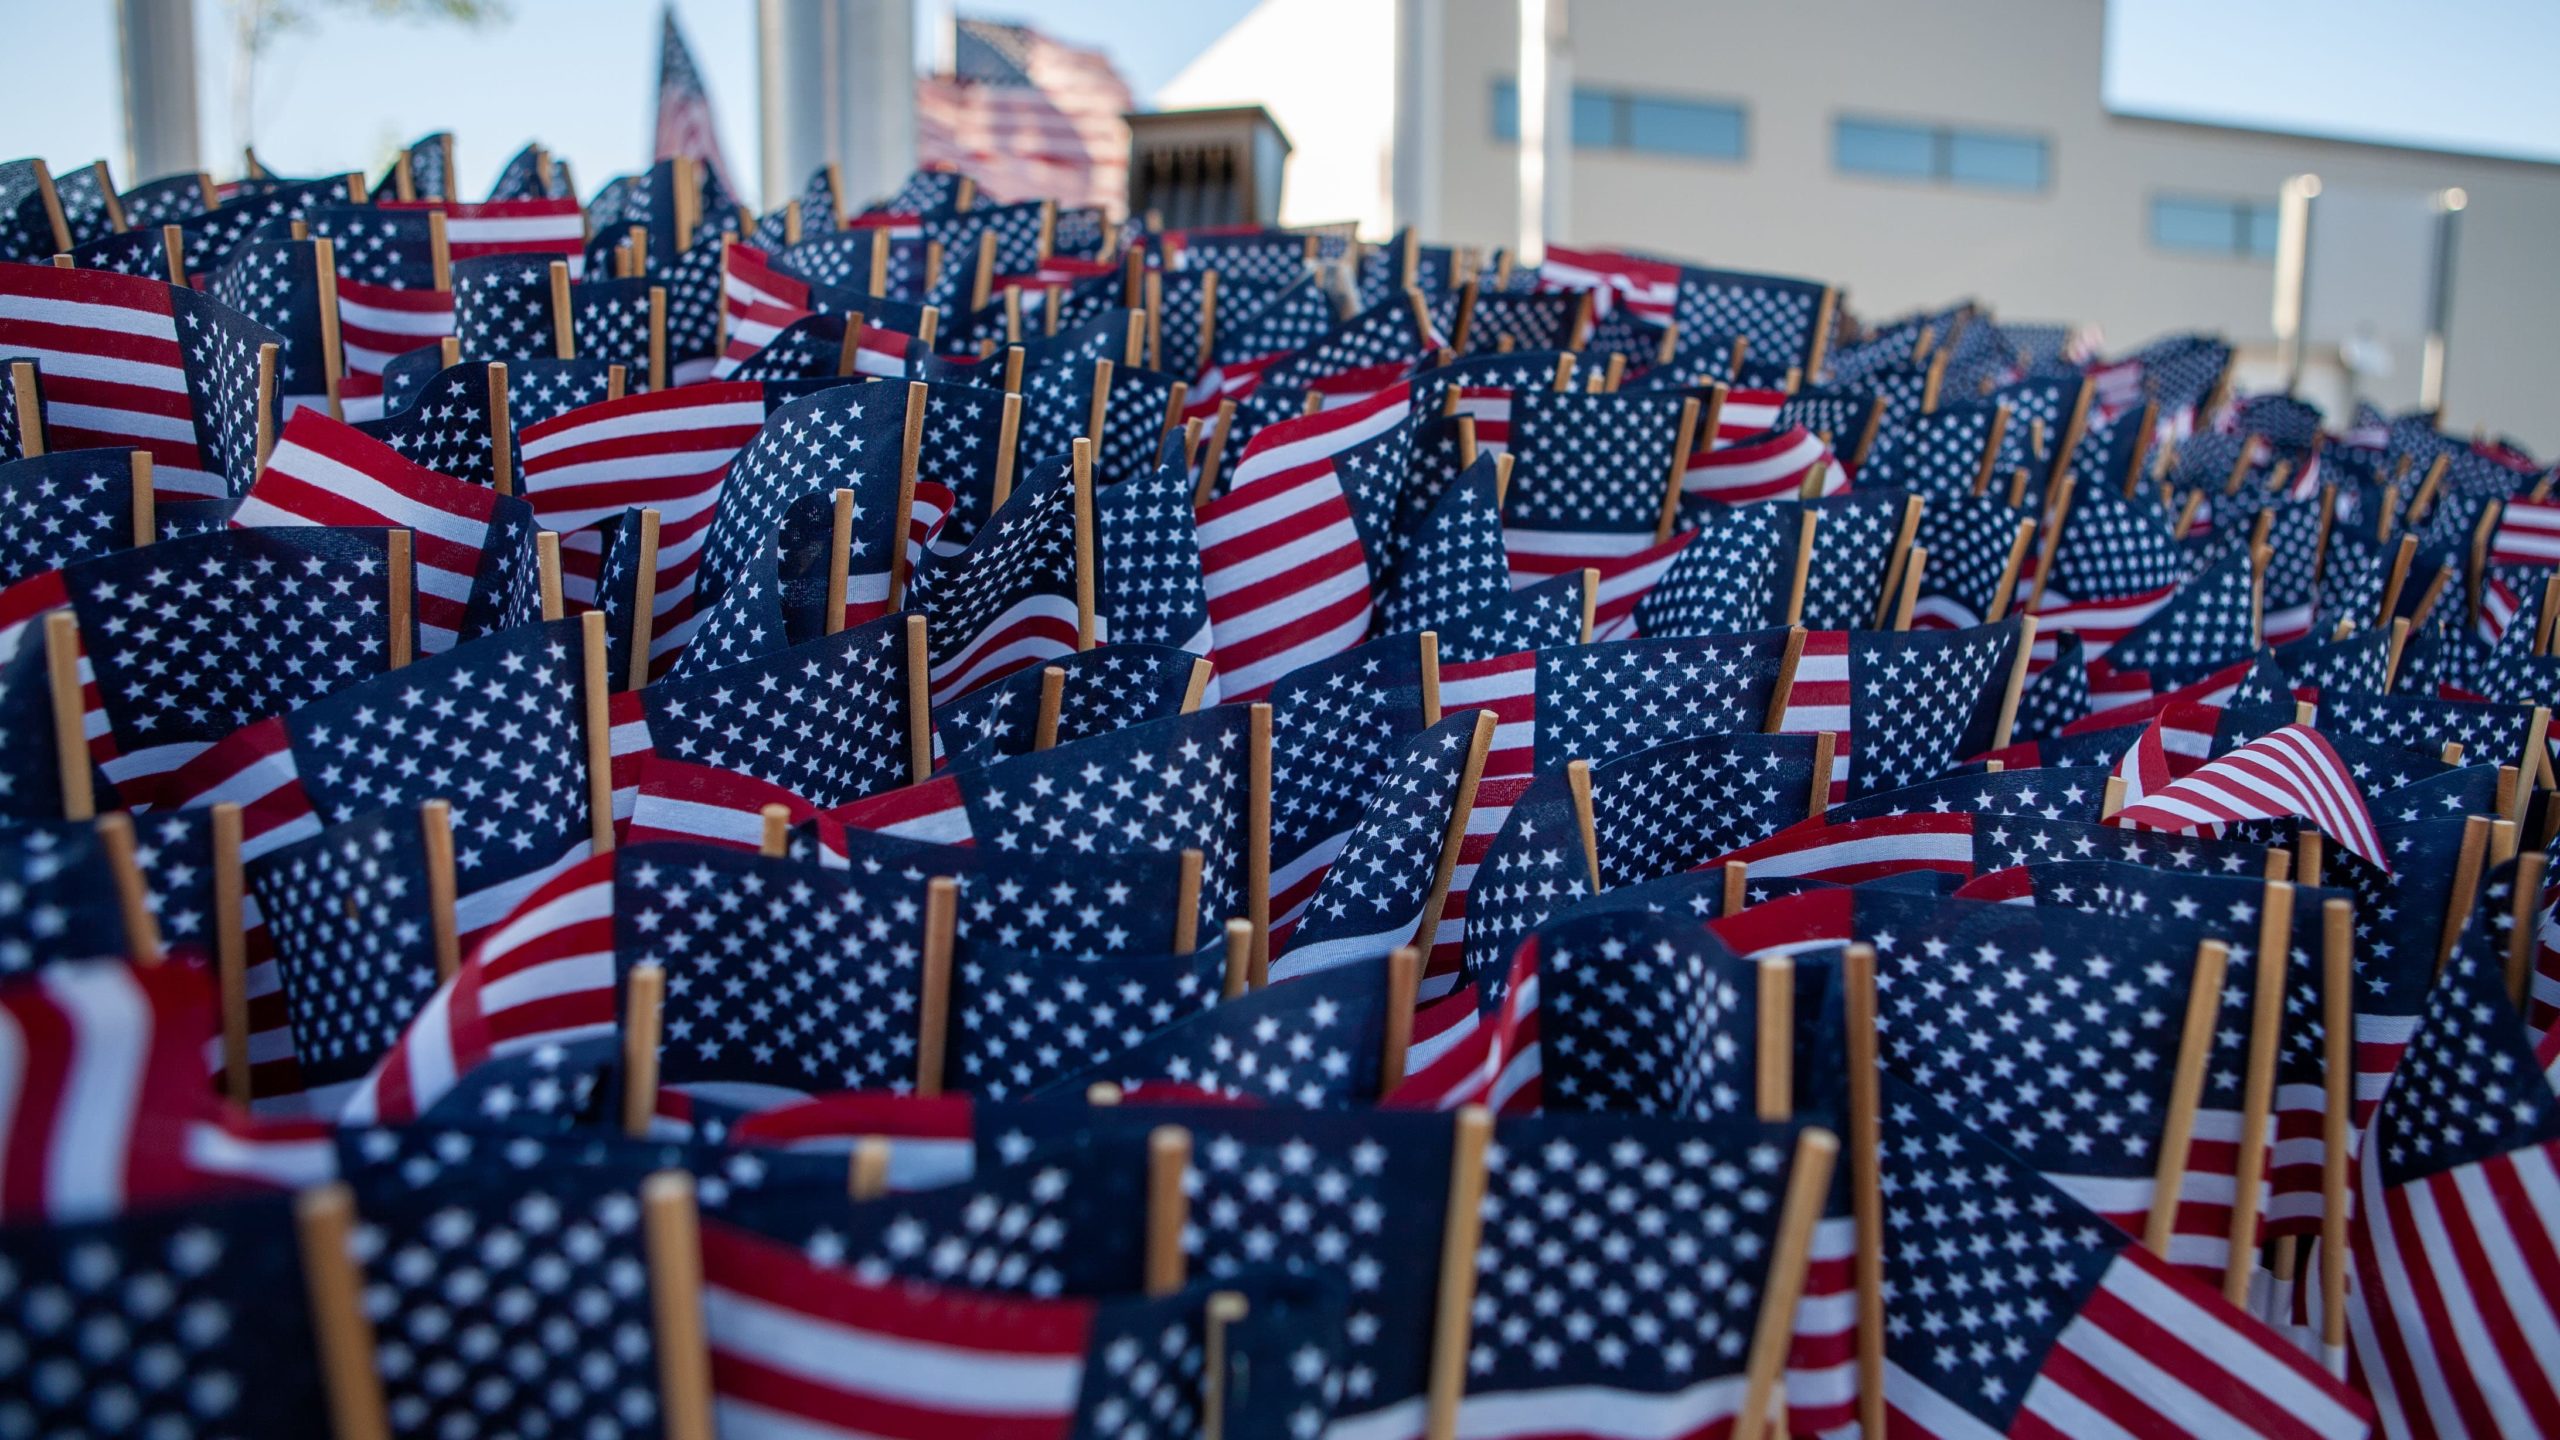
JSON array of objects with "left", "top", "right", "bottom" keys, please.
[
  {"left": 2375, "top": 1171, "right": 2503, "bottom": 1439},
  {"left": 0, "top": 987, "right": 73, "bottom": 1219},
  {"left": 702, "top": 1220, "right": 1094, "bottom": 1351}
]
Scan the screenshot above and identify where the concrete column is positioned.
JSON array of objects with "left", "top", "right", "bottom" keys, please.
[
  {"left": 759, "top": 0, "right": 916, "bottom": 215},
  {"left": 115, "top": 0, "right": 201, "bottom": 183},
  {"left": 1515, "top": 0, "right": 1570, "bottom": 265},
  {"left": 1392, "top": 0, "right": 1445, "bottom": 239}
]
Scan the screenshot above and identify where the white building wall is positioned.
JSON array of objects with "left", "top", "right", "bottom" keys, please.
[{"left": 1166, "top": 0, "right": 2560, "bottom": 451}]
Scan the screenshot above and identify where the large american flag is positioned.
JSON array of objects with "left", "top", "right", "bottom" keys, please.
[{"left": 917, "top": 19, "right": 1133, "bottom": 212}]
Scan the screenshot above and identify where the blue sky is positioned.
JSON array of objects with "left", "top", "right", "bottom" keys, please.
[{"left": 2, "top": 0, "right": 2554, "bottom": 204}]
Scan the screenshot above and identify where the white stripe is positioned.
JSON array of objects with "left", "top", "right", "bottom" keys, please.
[
  {"left": 43, "top": 966, "right": 149, "bottom": 1217},
  {"left": 1881, "top": 1360, "right": 2009, "bottom": 1440},
  {"left": 520, "top": 399, "right": 768, "bottom": 460},
  {"left": 701, "top": 1285, "right": 1083, "bottom": 1414},
  {"left": 1215, "top": 601, "right": 1371, "bottom": 698},
  {"left": 1452, "top": 1373, "right": 1746, "bottom": 1439}
]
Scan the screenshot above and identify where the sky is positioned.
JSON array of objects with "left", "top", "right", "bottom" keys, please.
[{"left": 2, "top": 0, "right": 2555, "bottom": 206}]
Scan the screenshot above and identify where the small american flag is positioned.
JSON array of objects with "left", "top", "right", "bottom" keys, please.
[
  {"left": 917, "top": 19, "right": 1133, "bottom": 212},
  {"left": 653, "top": 7, "right": 734, "bottom": 194}
]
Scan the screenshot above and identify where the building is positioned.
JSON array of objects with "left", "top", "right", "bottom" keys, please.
[{"left": 1161, "top": 0, "right": 2560, "bottom": 451}]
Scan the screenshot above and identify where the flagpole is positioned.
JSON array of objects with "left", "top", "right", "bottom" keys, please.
[
  {"left": 1736, "top": 1128, "right": 1840, "bottom": 1440},
  {"left": 1424, "top": 1105, "right": 1494, "bottom": 1440},
  {"left": 2145, "top": 939, "right": 2230, "bottom": 1258},
  {"left": 2224, "top": 877, "right": 2296, "bottom": 1304},
  {"left": 1146, "top": 1125, "right": 1191, "bottom": 1296},
  {"left": 297, "top": 1185, "right": 393, "bottom": 1440},
  {"left": 641, "top": 1172, "right": 717, "bottom": 1440},
  {"left": 621, "top": 962, "right": 664, "bottom": 1137}
]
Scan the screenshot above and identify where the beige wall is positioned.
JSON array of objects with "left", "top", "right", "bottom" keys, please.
[{"left": 1419, "top": 0, "right": 2560, "bottom": 451}]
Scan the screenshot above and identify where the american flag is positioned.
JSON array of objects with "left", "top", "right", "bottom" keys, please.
[
  {"left": 1874, "top": 1070, "right": 2369, "bottom": 1439},
  {"left": 653, "top": 6, "right": 734, "bottom": 195},
  {"left": 1670, "top": 262, "right": 1832, "bottom": 375},
  {"left": 934, "top": 641, "right": 1201, "bottom": 772},
  {"left": 450, "top": 253, "right": 560, "bottom": 363},
  {"left": 0, "top": 447, "right": 144, "bottom": 585},
  {"left": 232, "top": 408, "right": 532, "bottom": 653},
  {"left": 2351, "top": 908, "right": 2560, "bottom": 1438},
  {"left": 1091, "top": 456, "right": 1214, "bottom": 659},
  {"left": 698, "top": 1214, "right": 1338, "bottom": 1437},
  {"left": 385, "top": 196, "right": 585, "bottom": 271},
  {"left": 1535, "top": 245, "right": 1678, "bottom": 322},
  {"left": 907, "top": 453, "right": 1081, "bottom": 702},
  {"left": 1261, "top": 634, "right": 1431, "bottom": 936},
  {"left": 2114, "top": 720, "right": 2384, "bottom": 865},
  {"left": 0, "top": 264, "right": 277, "bottom": 499},
  {"left": 1622, "top": 504, "right": 1792, "bottom": 639},
  {"left": 917, "top": 19, "right": 1133, "bottom": 212},
  {"left": 950, "top": 930, "right": 1224, "bottom": 1100},
  {"left": 1681, "top": 424, "right": 1844, "bottom": 509},
  {"left": 204, "top": 232, "right": 339, "bottom": 416},
  {"left": 1036, "top": 962, "right": 1391, "bottom": 1107},
  {"left": 1269, "top": 710, "right": 1483, "bottom": 973},
  {"left": 0, "top": 959, "right": 326, "bottom": 1220},
  {"left": 518, "top": 379, "right": 766, "bottom": 613},
  {"left": 308, "top": 207, "right": 456, "bottom": 423}
]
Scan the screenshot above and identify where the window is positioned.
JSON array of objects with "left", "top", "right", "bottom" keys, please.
[
  {"left": 1833, "top": 116, "right": 2050, "bottom": 192},
  {"left": 1491, "top": 78, "right": 1746, "bottom": 161},
  {"left": 2151, "top": 194, "right": 2280, "bottom": 259}
]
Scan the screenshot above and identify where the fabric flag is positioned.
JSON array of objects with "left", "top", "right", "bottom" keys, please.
[
  {"left": 2349, "top": 909, "right": 2560, "bottom": 1439},
  {"left": 653, "top": 6, "right": 734, "bottom": 193},
  {"left": 232, "top": 409, "right": 532, "bottom": 653},
  {"left": 1873, "top": 1071, "right": 2370, "bottom": 1439},
  {"left": 917, "top": 20, "right": 1133, "bottom": 211},
  {"left": 1270, "top": 711, "right": 1482, "bottom": 976},
  {"left": 907, "top": 454, "right": 1081, "bottom": 702},
  {"left": 0, "top": 263, "right": 277, "bottom": 499},
  {"left": 1092, "top": 457, "right": 1215, "bottom": 659},
  {"left": 2113, "top": 721, "right": 2384, "bottom": 866},
  {"left": 518, "top": 380, "right": 766, "bottom": 612}
]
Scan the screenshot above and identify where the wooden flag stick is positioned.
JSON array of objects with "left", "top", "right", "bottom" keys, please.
[
  {"left": 2514, "top": 707, "right": 2550, "bottom": 826},
  {"left": 1221, "top": 917, "right": 1253, "bottom": 1000},
  {"left": 1248, "top": 702, "right": 1273, "bottom": 985},
  {"left": 1580, "top": 569, "right": 1599, "bottom": 643},
  {"left": 2508, "top": 851, "right": 2546, "bottom": 1007},
  {"left": 1413, "top": 711, "right": 1497, "bottom": 952},
  {"left": 984, "top": 390, "right": 1022, "bottom": 509},
  {"left": 2025, "top": 474, "right": 2077, "bottom": 613},
  {"left": 849, "top": 1139, "right": 892, "bottom": 1201},
  {"left": 1032, "top": 666, "right": 1067, "bottom": 750},
  {"left": 1871, "top": 495, "right": 1926, "bottom": 628},
  {"left": 1735, "top": 1128, "right": 1841, "bottom": 1440},
  {"left": 1653, "top": 396, "right": 1702, "bottom": 544},
  {"left": 95, "top": 813, "right": 162, "bottom": 965},
  {"left": 580, "top": 612, "right": 615, "bottom": 852},
  {"left": 621, "top": 962, "right": 664, "bottom": 1136},
  {"left": 420, "top": 799, "right": 460, "bottom": 982},
  {"left": 1970, "top": 404, "right": 2012, "bottom": 497},
  {"left": 1565, "top": 759, "right": 1603, "bottom": 892},
  {"left": 1842, "top": 943, "right": 1887, "bottom": 1440},
  {"left": 1765, "top": 626, "right": 1808, "bottom": 734},
  {"left": 160, "top": 223, "right": 188, "bottom": 285},
  {"left": 2436, "top": 816, "right": 2494, "bottom": 976},
  {"left": 888, "top": 383, "right": 927, "bottom": 607},
  {"left": 9, "top": 361, "right": 42, "bottom": 456},
  {"left": 482, "top": 362, "right": 515, "bottom": 495},
  {"left": 311, "top": 236, "right": 345, "bottom": 419},
  {"left": 548, "top": 261, "right": 574, "bottom": 359},
  {"left": 1193, "top": 401, "right": 1236, "bottom": 506},
  {"left": 1784, "top": 511, "right": 1819, "bottom": 626},
  {"left": 2381, "top": 615, "right": 2413, "bottom": 692},
  {"left": 384, "top": 529, "right": 414, "bottom": 668},
  {"left": 1202, "top": 1290, "right": 1250, "bottom": 1440},
  {"left": 1806, "top": 732, "right": 1836, "bottom": 819},
  {"left": 254, "top": 343, "right": 278, "bottom": 472},
  {"left": 1172, "top": 849, "right": 1204, "bottom": 954},
  {"left": 43, "top": 611, "right": 93, "bottom": 820},
  {"left": 1990, "top": 616, "right": 2037, "bottom": 751},
  {"left": 211, "top": 803, "right": 251, "bottom": 1101},
  {"left": 1146, "top": 1125, "right": 1191, "bottom": 1295},
  {"left": 2318, "top": 898, "right": 2353, "bottom": 1356},
  {"left": 1723, "top": 860, "right": 1748, "bottom": 916},
  {"left": 26, "top": 160, "right": 70, "bottom": 254},
  {"left": 1381, "top": 945, "right": 1421, "bottom": 1089},
  {"left": 2375, "top": 534, "right": 2418, "bottom": 629},
  {"left": 1757, "top": 956, "right": 1794, "bottom": 1121},
  {"left": 1072, "top": 439, "right": 1098, "bottom": 649},
  {"left": 1418, "top": 631, "right": 1442, "bottom": 726},
  {"left": 2224, "top": 878, "right": 2297, "bottom": 1304},
  {"left": 606, "top": 365, "right": 627, "bottom": 403},
  {"left": 1889, "top": 546, "right": 1925, "bottom": 631},
  {"left": 641, "top": 1172, "right": 717, "bottom": 1440},
  {"left": 646, "top": 286, "right": 668, "bottom": 393},
  {"left": 817, "top": 489, "right": 855, "bottom": 637},
  {"left": 1181, "top": 656, "right": 1215, "bottom": 714},
  {"left": 917, "top": 876, "right": 956, "bottom": 1095},
  {"left": 758, "top": 803, "right": 790, "bottom": 859},
  {"left": 1084, "top": 356, "right": 1116, "bottom": 459},
  {"left": 1983, "top": 519, "right": 2035, "bottom": 624},
  {"left": 903, "top": 617, "right": 931, "bottom": 779},
  {"left": 623, "top": 508, "right": 661, "bottom": 689},
  {"left": 536, "top": 532, "right": 564, "bottom": 620},
  {"left": 297, "top": 1185, "right": 393, "bottom": 1440},
  {"left": 1424, "top": 1106, "right": 1495, "bottom": 1440},
  {"left": 2146, "top": 939, "right": 2231, "bottom": 1257}
]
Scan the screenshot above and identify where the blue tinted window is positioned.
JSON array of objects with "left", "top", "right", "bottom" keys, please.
[
  {"left": 1947, "top": 130, "right": 2045, "bottom": 190},
  {"left": 2152, "top": 194, "right": 2279, "bottom": 260},
  {"left": 1492, "top": 79, "right": 1519, "bottom": 142},
  {"left": 1835, "top": 118, "right": 1936, "bottom": 178},
  {"left": 1573, "top": 91, "right": 1620, "bottom": 147},
  {"left": 2241, "top": 204, "right": 2280, "bottom": 259},
  {"left": 1628, "top": 97, "right": 1746, "bottom": 159}
]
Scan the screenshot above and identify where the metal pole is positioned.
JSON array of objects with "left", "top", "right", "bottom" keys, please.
[
  {"left": 2271, "top": 174, "right": 2320, "bottom": 395},
  {"left": 758, "top": 0, "right": 915, "bottom": 217},
  {"left": 115, "top": 0, "right": 202, "bottom": 182},
  {"left": 2421, "top": 188, "right": 2464, "bottom": 415},
  {"left": 1516, "top": 0, "right": 1546, "bottom": 266}
]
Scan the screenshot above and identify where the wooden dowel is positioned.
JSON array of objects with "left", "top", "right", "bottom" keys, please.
[
  {"left": 1735, "top": 1128, "right": 1841, "bottom": 1440},
  {"left": 44, "top": 611, "right": 93, "bottom": 820},
  {"left": 536, "top": 531, "right": 563, "bottom": 620},
  {"left": 1412, "top": 711, "right": 1496, "bottom": 953},
  {"left": 1381, "top": 945, "right": 1421, "bottom": 1089},
  {"left": 641, "top": 1172, "right": 717, "bottom": 1440},
  {"left": 2436, "top": 815, "right": 2491, "bottom": 974},
  {"left": 1418, "top": 630, "right": 1442, "bottom": 727},
  {"left": 1807, "top": 731, "right": 1835, "bottom": 819},
  {"left": 420, "top": 800, "right": 460, "bottom": 982},
  {"left": 95, "top": 813, "right": 162, "bottom": 964},
  {"left": 823, "top": 489, "right": 854, "bottom": 636},
  {"left": 849, "top": 1138, "right": 892, "bottom": 1200},
  {"left": 1565, "top": 758, "right": 1602, "bottom": 891},
  {"left": 296, "top": 1184, "right": 392, "bottom": 1440},
  {"left": 580, "top": 612, "right": 615, "bottom": 853},
  {"left": 1172, "top": 849, "right": 1204, "bottom": 953},
  {"left": 128, "top": 452, "right": 154, "bottom": 545},
  {"left": 1424, "top": 1106, "right": 1494, "bottom": 1440},
  {"left": 2225, "top": 879, "right": 2295, "bottom": 1304},
  {"left": 621, "top": 962, "right": 663, "bottom": 1136},
  {"left": 1765, "top": 626, "right": 1807, "bottom": 734},
  {"left": 1784, "top": 510, "right": 1819, "bottom": 626},
  {"left": 889, "top": 383, "right": 927, "bottom": 608},
  {"left": 1031, "top": 665, "right": 1066, "bottom": 750},
  {"left": 758, "top": 803, "right": 790, "bottom": 858},
  {"left": 1146, "top": 1125, "right": 1191, "bottom": 1296},
  {"left": 1072, "top": 438, "right": 1098, "bottom": 650},
  {"left": 1248, "top": 702, "right": 1272, "bottom": 985},
  {"left": 212, "top": 803, "right": 250, "bottom": 1102},
  {"left": 1990, "top": 616, "right": 2037, "bottom": 752},
  {"left": 1757, "top": 956, "right": 1793, "bottom": 1121},
  {"left": 1843, "top": 944, "right": 1886, "bottom": 1440},
  {"left": 1219, "top": 917, "right": 1254, "bottom": 1000},
  {"left": 2145, "top": 940, "right": 2231, "bottom": 1257},
  {"left": 623, "top": 508, "right": 660, "bottom": 688},
  {"left": 2319, "top": 899, "right": 2352, "bottom": 1355},
  {"left": 917, "top": 877, "right": 956, "bottom": 1094},
  {"left": 548, "top": 261, "right": 574, "bottom": 359}
]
